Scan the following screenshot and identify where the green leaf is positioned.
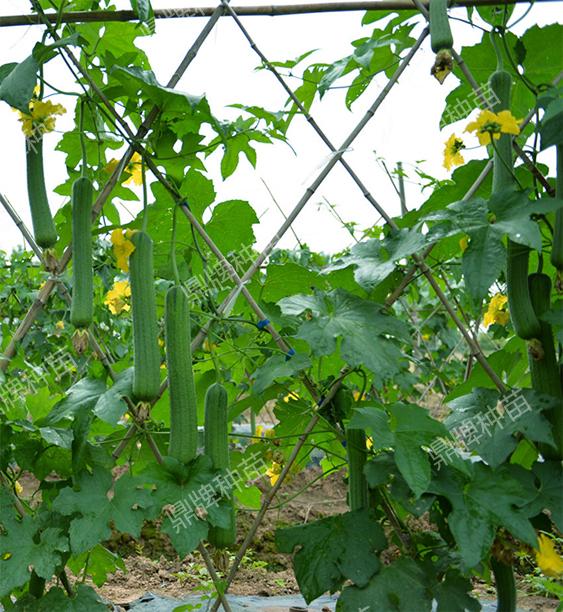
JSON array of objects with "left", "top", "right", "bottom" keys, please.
[
  {"left": 0, "top": 63, "right": 17, "bottom": 86},
  {"left": 262, "top": 262, "right": 327, "bottom": 303},
  {"left": 327, "top": 230, "right": 426, "bottom": 289},
  {"left": 0, "top": 55, "right": 38, "bottom": 113},
  {"left": 488, "top": 189, "right": 542, "bottom": 250},
  {"left": 445, "top": 388, "right": 557, "bottom": 468},
  {"left": 394, "top": 435, "right": 431, "bottom": 498},
  {"left": 253, "top": 353, "right": 311, "bottom": 395},
  {"left": 337, "top": 558, "right": 432, "bottom": 611},
  {"left": 111, "top": 65, "right": 204, "bottom": 111},
  {"left": 530, "top": 461, "right": 563, "bottom": 531},
  {"left": 430, "top": 464, "right": 538, "bottom": 567},
  {"left": 349, "top": 406, "right": 395, "bottom": 449},
  {"left": 44, "top": 378, "right": 106, "bottom": 425},
  {"left": 205, "top": 200, "right": 258, "bottom": 253},
  {"left": 52, "top": 468, "right": 153, "bottom": 554},
  {"left": 93, "top": 369, "right": 132, "bottom": 424},
  {"left": 279, "top": 289, "right": 408, "bottom": 379},
  {"left": 0, "top": 504, "right": 68, "bottom": 597},
  {"left": 131, "top": 0, "right": 153, "bottom": 22},
  {"left": 461, "top": 226, "right": 505, "bottom": 302},
  {"left": 67, "top": 545, "right": 125, "bottom": 588},
  {"left": 140, "top": 456, "right": 229, "bottom": 557},
  {"left": 276, "top": 509, "right": 386, "bottom": 603},
  {"left": 540, "top": 96, "right": 563, "bottom": 149},
  {"left": 434, "top": 571, "right": 481, "bottom": 612},
  {"left": 29, "top": 584, "right": 109, "bottom": 610}
]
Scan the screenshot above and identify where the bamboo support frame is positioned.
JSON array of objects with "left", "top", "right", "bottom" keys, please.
[
  {"left": 0, "top": 0, "right": 557, "bottom": 605},
  {"left": 222, "top": 5, "right": 503, "bottom": 391},
  {"left": 0, "top": 0, "right": 557, "bottom": 28}
]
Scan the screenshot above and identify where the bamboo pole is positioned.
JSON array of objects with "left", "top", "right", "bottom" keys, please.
[{"left": 0, "top": 0, "right": 557, "bottom": 28}]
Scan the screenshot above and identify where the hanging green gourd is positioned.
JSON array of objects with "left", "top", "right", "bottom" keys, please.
[
  {"left": 26, "top": 136, "right": 58, "bottom": 255},
  {"left": 550, "top": 145, "right": 563, "bottom": 277},
  {"left": 488, "top": 68, "right": 541, "bottom": 341},
  {"left": 130, "top": 231, "right": 161, "bottom": 404},
  {"left": 345, "top": 427, "right": 369, "bottom": 511},
  {"left": 204, "top": 382, "right": 236, "bottom": 548},
  {"left": 70, "top": 176, "right": 94, "bottom": 354},
  {"left": 166, "top": 285, "right": 198, "bottom": 464}
]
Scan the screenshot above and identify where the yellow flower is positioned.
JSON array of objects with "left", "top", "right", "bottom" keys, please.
[
  {"left": 203, "top": 339, "right": 218, "bottom": 352},
  {"left": 283, "top": 392, "right": 299, "bottom": 403},
  {"left": 266, "top": 461, "right": 283, "bottom": 486},
  {"left": 55, "top": 320, "right": 65, "bottom": 330},
  {"left": 459, "top": 236, "right": 469, "bottom": 252},
  {"left": 465, "top": 109, "right": 520, "bottom": 146},
  {"left": 366, "top": 437, "right": 373, "bottom": 450},
  {"left": 443, "top": 134, "right": 465, "bottom": 171},
  {"left": 353, "top": 391, "right": 367, "bottom": 401},
  {"left": 111, "top": 229, "right": 136, "bottom": 272},
  {"left": 483, "top": 293, "right": 509, "bottom": 328},
  {"left": 421, "top": 333, "right": 431, "bottom": 342},
  {"left": 105, "top": 152, "right": 143, "bottom": 186},
  {"left": 535, "top": 534, "right": 563, "bottom": 578},
  {"left": 16, "top": 98, "right": 66, "bottom": 138},
  {"left": 104, "top": 280, "right": 131, "bottom": 315},
  {"left": 14, "top": 481, "right": 23, "bottom": 495}
]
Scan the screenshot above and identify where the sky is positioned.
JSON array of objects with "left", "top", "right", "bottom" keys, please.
[{"left": 0, "top": 0, "right": 560, "bottom": 256}]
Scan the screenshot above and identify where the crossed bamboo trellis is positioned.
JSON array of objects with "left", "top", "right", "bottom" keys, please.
[{"left": 0, "top": 2, "right": 557, "bottom": 608}]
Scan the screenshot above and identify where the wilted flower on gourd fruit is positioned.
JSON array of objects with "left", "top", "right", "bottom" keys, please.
[
  {"left": 443, "top": 134, "right": 465, "bottom": 171},
  {"left": 459, "top": 236, "right": 469, "bottom": 252},
  {"left": 465, "top": 109, "right": 520, "bottom": 146},
  {"left": 111, "top": 229, "right": 136, "bottom": 272},
  {"left": 535, "top": 534, "right": 563, "bottom": 577},
  {"left": 16, "top": 94, "right": 66, "bottom": 138},
  {"left": 105, "top": 152, "right": 144, "bottom": 186},
  {"left": 104, "top": 280, "right": 131, "bottom": 314},
  {"left": 483, "top": 293, "right": 509, "bottom": 328},
  {"left": 266, "top": 461, "right": 282, "bottom": 486}
]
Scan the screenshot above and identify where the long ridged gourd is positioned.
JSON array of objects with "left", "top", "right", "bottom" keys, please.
[
  {"left": 204, "top": 382, "right": 236, "bottom": 548},
  {"left": 346, "top": 427, "right": 369, "bottom": 511},
  {"left": 429, "top": 0, "right": 453, "bottom": 53},
  {"left": 491, "top": 558, "right": 517, "bottom": 612},
  {"left": 550, "top": 145, "right": 563, "bottom": 271},
  {"left": 70, "top": 177, "right": 94, "bottom": 329},
  {"left": 166, "top": 285, "right": 198, "bottom": 463},
  {"left": 26, "top": 137, "right": 57, "bottom": 249},
  {"left": 130, "top": 231, "right": 160, "bottom": 403},
  {"left": 528, "top": 273, "right": 562, "bottom": 458},
  {"left": 490, "top": 70, "right": 541, "bottom": 340}
]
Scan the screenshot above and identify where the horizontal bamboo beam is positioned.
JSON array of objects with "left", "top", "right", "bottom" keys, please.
[{"left": 0, "top": 0, "right": 557, "bottom": 28}]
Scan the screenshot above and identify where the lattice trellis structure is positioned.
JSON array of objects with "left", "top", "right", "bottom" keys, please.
[{"left": 0, "top": 2, "right": 558, "bottom": 608}]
